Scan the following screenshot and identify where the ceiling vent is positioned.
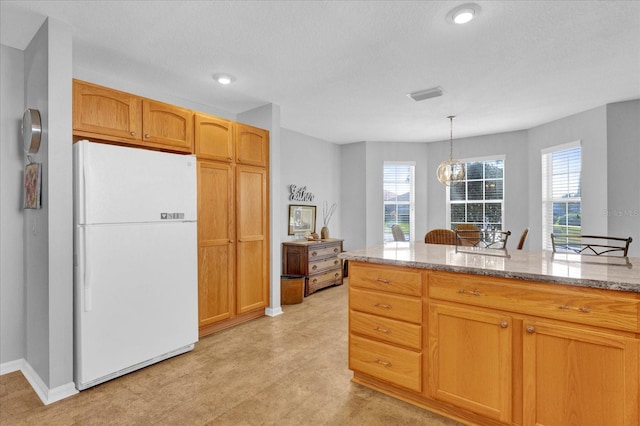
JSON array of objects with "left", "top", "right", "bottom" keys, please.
[{"left": 407, "top": 86, "right": 444, "bottom": 101}]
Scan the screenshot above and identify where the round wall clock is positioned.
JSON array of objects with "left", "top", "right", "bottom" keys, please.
[{"left": 22, "top": 108, "right": 42, "bottom": 154}]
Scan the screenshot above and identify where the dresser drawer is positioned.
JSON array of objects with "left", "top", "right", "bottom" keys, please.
[
  {"left": 308, "top": 242, "right": 342, "bottom": 260},
  {"left": 350, "top": 310, "right": 422, "bottom": 350},
  {"left": 307, "top": 268, "right": 343, "bottom": 295},
  {"left": 350, "top": 262, "right": 423, "bottom": 297},
  {"left": 350, "top": 287, "right": 422, "bottom": 324},
  {"left": 309, "top": 256, "right": 342, "bottom": 274},
  {"left": 349, "top": 334, "right": 421, "bottom": 392},
  {"left": 429, "top": 271, "right": 640, "bottom": 332}
]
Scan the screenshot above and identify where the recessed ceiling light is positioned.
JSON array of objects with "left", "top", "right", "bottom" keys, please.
[
  {"left": 212, "top": 73, "right": 235, "bottom": 85},
  {"left": 447, "top": 3, "right": 480, "bottom": 24}
]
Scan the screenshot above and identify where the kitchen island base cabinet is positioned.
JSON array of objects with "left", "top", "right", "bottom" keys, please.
[{"left": 346, "top": 261, "right": 640, "bottom": 426}]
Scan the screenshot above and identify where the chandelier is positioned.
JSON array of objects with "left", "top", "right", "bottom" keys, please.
[{"left": 436, "top": 115, "right": 465, "bottom": 186}]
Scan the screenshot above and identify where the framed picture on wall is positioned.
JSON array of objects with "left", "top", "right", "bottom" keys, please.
[
  {"left": 24, "top": 162, "right": 42, "bottom": 209},
  {"left": 288, "top": 204, "right": 316, "bottom": 235}
]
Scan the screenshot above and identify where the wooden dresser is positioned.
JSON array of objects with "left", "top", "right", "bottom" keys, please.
[{"left": 282, "top": 239, "right": 344, "bottom": 296}]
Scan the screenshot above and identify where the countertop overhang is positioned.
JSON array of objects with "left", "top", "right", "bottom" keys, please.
[{"left": 339, "top": 242, "right": 640, "bottom": 293}]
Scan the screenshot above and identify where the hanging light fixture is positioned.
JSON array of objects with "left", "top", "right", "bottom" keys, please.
[{"left": 436, "top": 115, "right": 465, "bottom": 186}]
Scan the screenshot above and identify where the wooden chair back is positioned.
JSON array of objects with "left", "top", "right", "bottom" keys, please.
[
  {"left": 453, "top": 224, "right": 480, "bottom": 246},
  {"left": 517, "top": 228, "right": 529, "bottom": 250},
  {"left": 425, "top": 229, "right": 456, "bottom": 245}
]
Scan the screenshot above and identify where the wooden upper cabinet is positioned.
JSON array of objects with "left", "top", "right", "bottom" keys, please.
[
  {"left": 194, "top": 113, "right": 233, "bottom": 161},
  {"left": 73, "top": 79, "right": 193, "bottom": 153},
  {"left": 236, "top": 123, "right": 269, "bottom": 167},
  {"left": 142, "top": 99, "right": 193, "bottom": 153},
  {"left": 73, "top": 79, "right": 142, "bottom": 141}
]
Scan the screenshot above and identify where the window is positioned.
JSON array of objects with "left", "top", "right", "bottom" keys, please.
[
  {"left": 541, "top": 142, "right": 582, "bottom": 250},
  {"left": 383, "top": 162, "right": 415, "bottom": 241},
  {"left": 447, "top": 156, "right": 505, "bottom": 230}
]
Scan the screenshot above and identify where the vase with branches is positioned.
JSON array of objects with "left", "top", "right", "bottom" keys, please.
[{"left": 321, "top": 201, "right": 337, "bottom": 239}]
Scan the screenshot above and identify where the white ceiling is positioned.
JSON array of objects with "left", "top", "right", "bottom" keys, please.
[{"left": 1, "top": 1, "right": 639, "bottom": 144}]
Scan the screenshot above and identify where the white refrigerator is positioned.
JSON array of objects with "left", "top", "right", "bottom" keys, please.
[{"left": 73, "top": 140, "right": 198, "bottom": 390}]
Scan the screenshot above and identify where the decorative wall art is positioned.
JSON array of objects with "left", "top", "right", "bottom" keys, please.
[
  {"left": 288, "top": 204, "right": 316, "bottom": 235},
  {"left": 24, "top": 162, "right": 42, "bottom": 209}
]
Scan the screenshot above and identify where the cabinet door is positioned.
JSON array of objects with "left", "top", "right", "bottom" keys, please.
[
  {"left": 429, "top": 302, "right": 513, "bottom": 423},
  {"left": 197, "top": 161, "right": 234, "bottom": 328},
  {"left": 236, "top": 164, "right": 269, "bottom": 314},
  {"left": 73, "top": 80, "right": 141, "bottom": 141},
  {"left": 194, "top": 113, "right": 233, "bottom": 161},
  {"left": 142, "top": 100, "right": 194, "bottom": 153},
  {"left": 236, "top": 123, "right": 268, "bottom": 167},
  {"left": 522, "top": 320, "right": 639, "bottom": 426}
]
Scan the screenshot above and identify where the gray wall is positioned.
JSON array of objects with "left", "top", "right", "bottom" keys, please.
[
  {"left": 0, "top": 45, "right": 25, "bottom": 365},
  {"left": 22, "top": 18, "right": 74, "bottom": 390},
  {"left": 339, "top": 142, "right": 366, "bottom": 251},
  {"left": 606, "top": 100, "right": 640, "bottom": 256},
  {"left": 280, "top": 128, "right": 342, "bottom": 244},
  {"left": 527, "top": 105, "right": 609, "bottom": 251}
]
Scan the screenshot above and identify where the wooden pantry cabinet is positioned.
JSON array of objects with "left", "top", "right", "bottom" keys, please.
[
  {"left": 196, "top": 112, "right": 270, "bottom": 337},
  {"left": 73, "top": 79, "right": 193, "bottom": 153},
  {"left": 348, "top": 262, "right": 640, "bottom": 426}
]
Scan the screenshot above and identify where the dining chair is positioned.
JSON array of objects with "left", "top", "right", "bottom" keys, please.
[
  {"left": 551, "top": 234, "right": 632, "bottom": 256},
  {"left": 391, "top": 224, "right": 406, "bottom": 242},
  {"left": 517, "top": 228, "right": 529, "bottom": 250},
  {"left": 425, "top": 229, "right": 456, "bottom": 245},
  {"left": 453, "top": 224, "right": 480, "bottom": 246}
]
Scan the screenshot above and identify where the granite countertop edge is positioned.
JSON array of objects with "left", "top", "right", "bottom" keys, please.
[{"left": 339, "top": 251, "right": 640, "bottom": 294}]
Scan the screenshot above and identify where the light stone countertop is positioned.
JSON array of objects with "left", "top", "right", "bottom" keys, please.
[{"left": 339, "top": 242, "right": 640, "bottom": 293}]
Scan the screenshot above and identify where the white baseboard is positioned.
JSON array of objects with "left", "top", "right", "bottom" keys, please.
[
  {"left": 0, "top": 358, "right": 77, "bottom": 405},
  {"left": 265, "top": 306, "right": 283, "bottom": 317}
]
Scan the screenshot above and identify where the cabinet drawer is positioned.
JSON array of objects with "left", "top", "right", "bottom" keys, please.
[
  {"left": 350, "top": 310, "right": 422, "bottom": 350},
  {"left": 309, "top": 257, "right": 342, "bottom": 274},
  {"left": 308, "top": 243, "right": 342, "bottom": 260},
  {"left": 429, "top": 271, "right": 640, "bottom": 332},
  {"left": 349, "top": 334, "right": 421, "bottom": 392},
  {"left": 307, "top": 269, "right": 342, "bottom": 294},
  {"left": 350, "top": 262, "right": 422, "bottom": 297},
  {"left": 350, "top": 287, "right": 421, "bottom": 324}
]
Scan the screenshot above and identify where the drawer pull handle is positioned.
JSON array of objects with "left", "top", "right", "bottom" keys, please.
[
  {"left": 374, "top": 358, "right": 392, "bottom": 368},
  {"left": 499, "top": 321, "right": 509, "bottom": 328},
  {"left": 559, "top": 304, "right": 591, "bottom": 313},
  {"left": 144, "top": 133, "right": 150, "bottom": 139},
  {"left": 311, "top": 251, "right": 318, "bottom": 257},
  {"left": 334, "top": 248, "right": 340, "bottom": 253},
  {"left": 373, "top": 303, "right": 391, "bottom": 310},
  {"left": 376, "top": 278, "right": 390, "bottom": 284},
  {"left": 334, "top": 273, "right": 340, "bottom": 278},
  {"left": 525, "top": 326, "right": 536, "bottom": 334},
  {"left": 130, "top": 131, "right": 135, "bottom": 136},
  {"left": 334, "top": 260, "right": 340, "bottom": 265},
  {"left": 458, "top": 289, "right": 481, "bottom": 296},
  {"left": 373, "top": 326, "right": 390, "bottom": 334},
  {"left": 312, "top": 279, "right": 318, "bottom": 284},
  {"left": 312, "top": 265, "right": 318, "bottom": 270}
]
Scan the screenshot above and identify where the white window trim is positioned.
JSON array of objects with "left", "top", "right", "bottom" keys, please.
[
  {"left": 445, "top": 155, "right": 506, "bottom": 230},
  {"left": 383, "top": 161, "right": 416, "bottom": 242},
  {"left": 541, "top": 140, "right": 582, "bottom": 251}
]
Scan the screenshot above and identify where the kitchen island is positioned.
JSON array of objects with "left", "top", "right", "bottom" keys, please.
[{"left": 340, "top": 243, "right": 639, "bottom": 426}]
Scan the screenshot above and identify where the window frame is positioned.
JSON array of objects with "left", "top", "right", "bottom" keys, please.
[
  {"left": 383, "top": 161, "right": 416, "bottom": 242},
  {"left": 445, "top": 154, "right": 506, "bottom": 231}
]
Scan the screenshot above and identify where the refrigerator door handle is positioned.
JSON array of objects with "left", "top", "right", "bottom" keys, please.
[{"left": 84, "top": 227, "right": 92, "bottom": 312}]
